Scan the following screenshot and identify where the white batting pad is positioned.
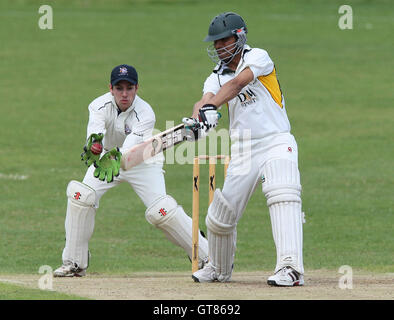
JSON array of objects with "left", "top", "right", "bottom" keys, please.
[
  {"left": 262, "top": 159, "right": 304, "bottom": 274},
  {"left": 145, "top": 195, "right": 208, "bottom": 262},
  {"left": 205, "top": 189, "right": 237, "bottom": 281},
  {"left": 62, "top": 180, "right": 96, "bottom": 269}
]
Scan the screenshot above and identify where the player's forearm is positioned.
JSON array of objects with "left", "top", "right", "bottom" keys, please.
[
  {"left": 192, "top": 69, "right": 251, "bottom": 117},
  {"left": 207, "top": 79, "right": 244, "bottom": 108},
  {"left": 206, "top": 67, "right": 254, "bottom": 108},
  {"left": 86, "top": 126, "right": 105, "bottom": 141},
  {"left": 192, "top": 93, "right": 215, "bottom": 118},
  {"left": 87, "top": 113, "right": 106, "bottom": 140}
]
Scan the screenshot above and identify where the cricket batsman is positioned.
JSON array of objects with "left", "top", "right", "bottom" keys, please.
[
  {"left": 54, "top": 64, "right": 208, "bottom": 277},
  {"left": 184, "top": 12, "right": 305, "bottom": 286}
]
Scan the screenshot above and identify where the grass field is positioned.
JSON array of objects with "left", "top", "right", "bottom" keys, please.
[
  {"left": 0, "top": 0, "right": 393, "bottom": 300},
  {"left": 0, "top": 281, "right": 88, "bottom": 299}
]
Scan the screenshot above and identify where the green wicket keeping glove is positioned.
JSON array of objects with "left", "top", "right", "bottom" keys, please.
[
  {"left": 81, "top": 133, "right": 104, "bottom": 167},
  {"left": 93, "top": 147, "right": 122, "bottom": 183}
]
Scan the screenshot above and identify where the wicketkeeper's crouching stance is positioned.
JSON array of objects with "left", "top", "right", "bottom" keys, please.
[{"left": 54, "top": 64, "right": 208, "bottom": 277}]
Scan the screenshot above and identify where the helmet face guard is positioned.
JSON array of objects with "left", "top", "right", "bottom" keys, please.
[
  {"left": 207, "top": 27, "right": 247, "bottom": 65},
  {"left": 204, "top": 12, "right": 248, "bottom": 65}
]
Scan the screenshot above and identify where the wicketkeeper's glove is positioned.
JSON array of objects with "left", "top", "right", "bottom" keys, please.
[
  {"left": 81, "top": 133, "right": 104, "bottom": 167},
  {"left": 93, "top": 147, "right": 122, "bottom": 183}
]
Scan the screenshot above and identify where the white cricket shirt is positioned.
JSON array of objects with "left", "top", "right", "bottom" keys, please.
[
  {"left": 203, "top": 45, "right": 291, "bottom": 141},
  {"left": 86, "top": 92, "right": 161, "bottom": 157}
]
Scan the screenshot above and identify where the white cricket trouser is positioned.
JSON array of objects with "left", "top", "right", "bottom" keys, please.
[
  {"left": 209, "top": 132, "right": 304, "bottom": 276},
  {"left": 83, "top": 162, "right": 167, "bottom": 208},
  {"left": 223, "top": 133, "right": 298, "bottom": 215}
]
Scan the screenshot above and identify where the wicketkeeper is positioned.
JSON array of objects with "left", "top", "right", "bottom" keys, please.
[
  {"left": 54, "top": 64, "right": 208, "bottom": 277},
  {"left": 184, "top": 12, "right": 305, "bottom": 286}
]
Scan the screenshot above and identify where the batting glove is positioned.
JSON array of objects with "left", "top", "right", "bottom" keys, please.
[
  {"left": 199, "top": 104, "right": 219, "bottom": 130},
  {"left": 182, "top": 117, "right": 209, "bottom": 141}
]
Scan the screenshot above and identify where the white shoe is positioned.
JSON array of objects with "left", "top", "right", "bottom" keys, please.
[
  {"left": 53, "top": 261, "right": 86, "bottom": 277},
  {"left": 188, "top": 256, "right": 209, "bottom": 270},
  {"left": 199, "top": 256, "right": 209, "bottom": 270},
  {"left": 192, "top": 262, "right": 218, "bottom": 283},
  {"left": 267, "top": 266, "right": 304, "bottom": 287}
]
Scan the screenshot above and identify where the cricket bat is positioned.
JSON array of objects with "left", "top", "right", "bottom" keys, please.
[{"left": 120, "top": 123, "right": 196, "bottom": 171}]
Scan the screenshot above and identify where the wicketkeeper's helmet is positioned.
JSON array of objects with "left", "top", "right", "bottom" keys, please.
[{"left": 204, "top": 12, "right": 248, "bottom": 65}]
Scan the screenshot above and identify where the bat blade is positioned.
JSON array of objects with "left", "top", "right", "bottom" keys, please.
[{"left": 120, "top": 123, "right": 194, "bottom": 170}]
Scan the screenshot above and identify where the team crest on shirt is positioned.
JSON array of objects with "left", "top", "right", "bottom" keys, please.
[
  {"left": 124, "top": 124, "right": 131, "bottom": 135},
  {"left": 119, "top": 67, "right": 128, "bottom": 75},
  {"left": 237, "top": 88, "right": 258, "bottom": 108}
]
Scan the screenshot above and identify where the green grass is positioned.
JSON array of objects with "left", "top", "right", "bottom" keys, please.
[
  {"left": 0, "top": 0, "right": 393, "bottom": 295},
  {"left": 0, "top": 282, "right": 87, "bottom": 300}
]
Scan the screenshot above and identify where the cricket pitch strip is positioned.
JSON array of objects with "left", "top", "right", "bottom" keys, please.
[{"left": 1, "top": 270, "right": 393, "bottom": 300}]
